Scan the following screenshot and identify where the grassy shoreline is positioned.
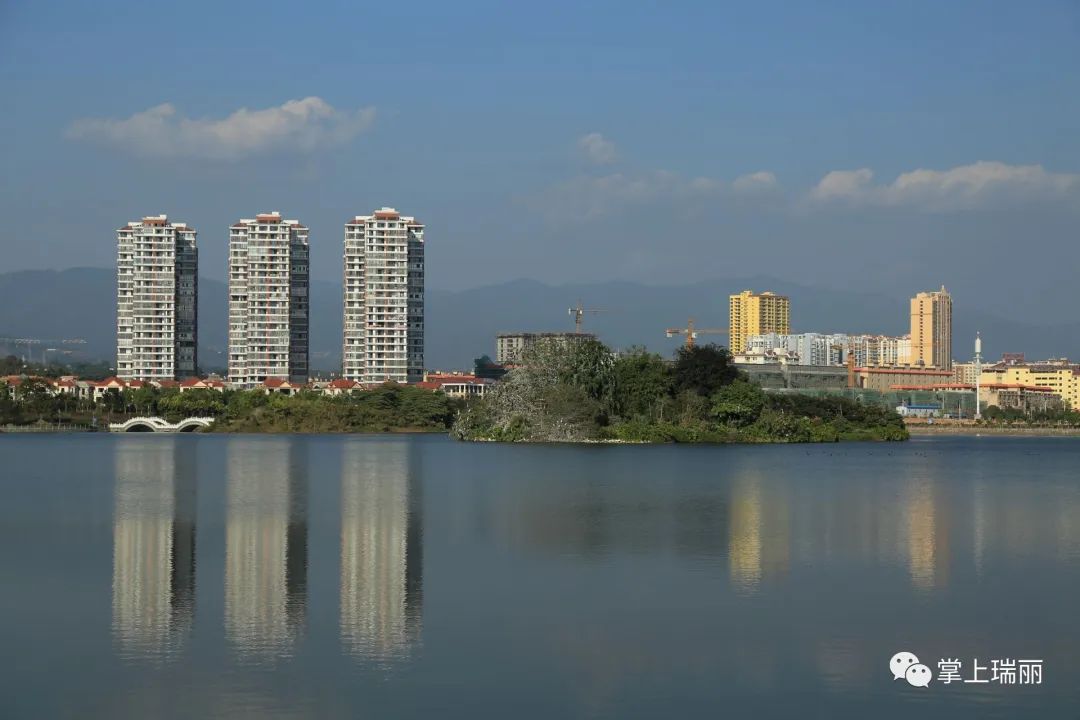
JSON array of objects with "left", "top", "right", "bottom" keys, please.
[{"left": 906, "top": 424, "right": 1080, "bottom": 437}]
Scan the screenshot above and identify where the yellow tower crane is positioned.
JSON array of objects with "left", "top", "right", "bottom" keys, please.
[{"left": 665, "top": 319, "right": 729, "bottom": 349}]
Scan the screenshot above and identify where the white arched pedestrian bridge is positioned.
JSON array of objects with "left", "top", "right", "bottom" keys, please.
[{"left": 109, "top": 416, "right": 215, "bottom": 433}]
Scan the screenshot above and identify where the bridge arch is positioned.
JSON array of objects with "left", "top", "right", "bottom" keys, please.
[
  {"left": 124, "top": 421, "right": 159, "bottom": 432},
  {"left": 175, "top": 418, "right": 212, "bottom": 433}
]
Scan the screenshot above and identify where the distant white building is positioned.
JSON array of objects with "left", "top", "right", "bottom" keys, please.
[
  {"left": 744, "top": 333, "right": 846, "bottom": 366},
  {"left": 856, "top": 334, "right": 912, "bottom": 367},
  {"left": 895, "top": 403, "right": 942, "bottom": 418},
  {"left": 228, "top": 212, "right": 310, "bottom": 388},
  {"left": 343, "top": 208, "right": 425, "bottom": 384},
  {"left": 744, "top": 332, "right": 911, "bottom": 368},
  {"left": 116, "top": 215, "right": 198, "bottom": 380},
  {"left": 732, "top": 348, "right": 800, "bottom": 365}
]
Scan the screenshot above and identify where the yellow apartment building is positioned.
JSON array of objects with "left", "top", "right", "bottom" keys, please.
[
  {"left": 910, "top": 286, "right": 953, "bottom": 370},
  {"left": 980, "top": 363, "right": 1080, "bottom": 410},
  {"left": 857, "top": 367, "right": 955, "bottom": 393},
  {"left": 729, "top": 290, "right": 790, "bottom": 355},
  {"left": 952, "top": 362, "right": 980, "bottom": 384}
]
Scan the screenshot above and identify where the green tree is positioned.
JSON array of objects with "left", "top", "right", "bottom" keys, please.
[
  {"left": 127, "top": 386, "right": 160, "bottom": 416},
  {"left": 672, "top": 389, "right": 710, "bottom": 427},
  {"left": 179, "top": 389, "right": 226, "bottom": 417},
  {"left": 474, "top": 355, "right": 508, "bottom": 380},
  {"left": 611, "top": 348, "right": 672, "bottom": 421},
  {"left": 563, "top": 338, "right": 615, "bottom": 405},
  {"left": 671, "top": 344, "right": 739, "bottom": 397},
  {"left": 399, "top": 387, "right": 454, "bottom": 427},
  {"left": 16, "top": 378, "right": 53, "bottom": 420},
  {"left": 99, "top": 388, "right": 126, "bottom": 415},
  {"left": 710, "top": 378, "right": 766, "bottom": 427},
  {"left": 539, "top": 383, "right": 603, "bottom": 438},
  {"left": 0, "top": 387, "right": 19, "bottom": 424}
]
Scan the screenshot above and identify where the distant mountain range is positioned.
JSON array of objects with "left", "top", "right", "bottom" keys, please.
[{"left": 1, "top": 268, "right": 1077, "bottom": 372}]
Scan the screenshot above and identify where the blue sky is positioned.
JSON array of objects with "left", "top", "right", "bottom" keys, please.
[{"left": 2, "top": 0, "right": 1079, "bottom": 321}]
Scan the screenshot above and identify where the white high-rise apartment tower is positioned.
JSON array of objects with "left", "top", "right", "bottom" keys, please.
[
  {"left": 343, "top": 208, "right": 425, "bottom": 384},
  {"left": 116, "top": 215, "right": 198, "bottom": 380},
  {"left": 228, "top": 212, "right": 310, "bottom": 387}
]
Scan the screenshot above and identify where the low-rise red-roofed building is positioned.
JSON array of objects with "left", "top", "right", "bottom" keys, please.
[
  {"left": 418, "top": 372, "right": 493, "bottom": 399},
  {"left": 262, "top": 378, "right": 301, "bottom": 396},
  {"left": 321, "top": 378, "right": 362, "bottom": 396},
  {"left": 92, "top": 376, "right": 131, "bottom": 402},
  {"left": 52, "top": 377, "right": 79, "bottom": 396},
  {"left": 177, "top": 377, "right": 229, "bottom": 393}
]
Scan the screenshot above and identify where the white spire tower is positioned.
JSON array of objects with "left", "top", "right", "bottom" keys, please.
[{"left": 974, "top": 332, "right": 983, "bottom": 420}]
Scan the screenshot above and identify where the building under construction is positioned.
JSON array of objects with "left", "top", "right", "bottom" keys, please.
[{"left": 495, "top": 332, "right": 596, "bottom": 365}]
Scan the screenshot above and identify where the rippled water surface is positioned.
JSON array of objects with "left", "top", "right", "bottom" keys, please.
[{"left": 2, "top": 433, "right": 1079, "bottom": 718}]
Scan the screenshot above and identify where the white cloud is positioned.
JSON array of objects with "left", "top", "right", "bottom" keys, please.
[
  {"left": 732, "top": 170, "right": 779, "bottom": 193},
  {"left": 809, "top": 162, "right": 1079, "bottom": 210},
  {"left": 536, "top": 168, "right": 779, "bottom": 220},
  {"left": 66, "top": 97, "right": 376, "bottom": 159},
  {"left": 542, "top": 136, "right": 783, "bottom": 216},
  {"left": 577, "top": 132, "right": 619, "bottom": 165},
  {"left": 809, "top": 168, "right": 875, "bottom": 202}
]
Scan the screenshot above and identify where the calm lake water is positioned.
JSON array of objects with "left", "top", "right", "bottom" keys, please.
[{"left": 2, "top": 433, "right": 1079, "bottom": 719}]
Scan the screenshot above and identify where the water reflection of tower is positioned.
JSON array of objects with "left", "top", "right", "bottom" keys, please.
[
  {"left": 225, "top": 439, "right": 308, "bottom": 661},
  {"left": 973, "top": 479, "right": 987, "bottom": 577},
  {"left": 112, "top": 437, "right": 196, "bottom": 660},
  {"left": 729, "top": 471, "right": 789, "bottom": 593},
  {"left": 905, "top": 478, "right": 948, "bottom": 591},
  {"left": 729, "top": 476, "right": 762, "bottom": 591},
  {"left": 340, "top": 439, "right": 423, "bottom": 661}
]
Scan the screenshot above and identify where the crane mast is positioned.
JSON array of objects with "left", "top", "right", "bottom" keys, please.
[{"left": 568, "top": 300, "right": 606, "bottom": 333}]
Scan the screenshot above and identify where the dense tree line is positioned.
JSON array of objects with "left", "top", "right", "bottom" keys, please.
[
  {"left": 453, "top": 339, "right": 908, "bottom": 443},
  {"left": 977, "top": 405, "right": 1080, "bottom": 426},
  {"left": 0, "top": 383, "right": 228, "bottom": 426},
  {"left": 212, "top": 384, "right": 461, "bottom": 433},
  {"left": 1, "top": 380, "right": 461, "bottom": 432},
  {"left": 0, "top": 378, "right": 85, "bottom": 425}
]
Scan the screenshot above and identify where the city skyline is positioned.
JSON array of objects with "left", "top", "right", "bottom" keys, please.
[
  {"left": 108, "top": 212, "right": 954, "bottom": 379},
  {"left": 107, "top": 205, "right": 978, "bottom": 400},
  {"left": 113, "top": 207, "right": 428, "bottom": 383}
]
